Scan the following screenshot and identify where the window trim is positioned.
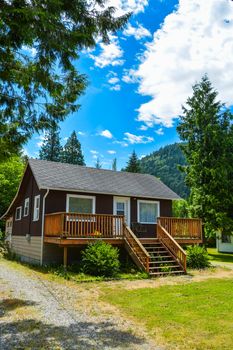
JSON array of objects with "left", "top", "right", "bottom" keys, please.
[
  {"left": 137, "top": 200, "right": 160, "bottom": 224},
  {"left": 15, "top": 206, "right": 22, "bottom": 221},
  {"left": 24, "top": 197, "right": 30, "bottom": 217},
  {"left": 33, "top": 195, "right": 40, "bottom": 221},
  {"left": 66, "top": 194, "right": 96, "bottom": 215}
]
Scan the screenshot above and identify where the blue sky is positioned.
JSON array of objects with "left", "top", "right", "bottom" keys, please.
[{"left": 25, "top": 0, "right": 233, "bottom": 169}]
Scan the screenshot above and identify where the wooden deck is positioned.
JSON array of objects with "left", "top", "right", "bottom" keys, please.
[
  {"left": 44, "top": 213, "right": 203, "bottom": 273},
  {"left": 44, "top": 213, "right": 203, "bottom": 244}
]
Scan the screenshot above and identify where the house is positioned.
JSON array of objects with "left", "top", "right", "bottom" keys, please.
[
  {"left": 216, "top": 233, "right": 233, "bottom": 253},
  {"left": 2, "top": 159, "right": 203, "bottom": 276}
]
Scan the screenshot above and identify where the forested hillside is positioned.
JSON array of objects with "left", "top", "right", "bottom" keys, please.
[{"left": 140, "top": 143, "right": 189, "bottom": 198}]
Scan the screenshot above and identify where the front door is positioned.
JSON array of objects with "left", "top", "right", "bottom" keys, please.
[{"left": 113, "top": 197, "right": 130, "bottom": 226}]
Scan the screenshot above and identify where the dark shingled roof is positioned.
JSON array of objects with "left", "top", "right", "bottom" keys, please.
[{"left": 29, "top": 158, "right": 180, "bottom": 200}]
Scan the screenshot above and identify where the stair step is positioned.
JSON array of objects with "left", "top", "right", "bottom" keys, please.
[
  {"left": 149, "top": 255, "right": 173, "bottom": 259},
  {"left": 149, "top": 265, "right": 180, "bottom": 270},
  {"left": 145, "top": 247, "right": 165, "bottom": 251},
  {"left": 149, "top": 260, "right": 176, "bottom": 265},
  {"left": 150, "top": 270, "right": 184, "bottom": 276},
  {"left": 148, "top": 250, "right": 168, "bottom": 254}
]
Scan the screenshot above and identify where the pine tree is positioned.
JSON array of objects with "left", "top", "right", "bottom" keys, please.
[
  {"left": 63, "top": 131, "right": 85, "bottom": 165},
  {"left": 39, "top": 126, "right": 63, "bottom": 162},
  {"left": 95, "top": 158, "right": 102, "bottom": 169},
  {"left": 123, "top": 150, "right": 141, "bottom": 173},
  {"left": 0, "top": 1, "right": 129, "bottom": 161},
  {"left": 177, "top": 75, "right": 233, "bottom": 236},
  {"left": 112, "top": 158, "right": 117, "bottom": 171}
]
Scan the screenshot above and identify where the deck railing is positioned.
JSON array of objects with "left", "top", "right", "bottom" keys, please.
[
  {"left": 44, "top": 212, "right": 124, "bottom": 238},
  {"left": 158, "top": 217, "right": 202, "bottom": 241},
  {"left": 123, "top": 224, "right": 150, "bottom": 273},
  {"left": 157, "top": 222, "right": 187, "bottom": 272}
]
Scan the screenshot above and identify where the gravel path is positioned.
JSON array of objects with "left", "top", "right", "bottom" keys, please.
[{"left": 0, "top": 260, "right": 160, "bottom": 350}]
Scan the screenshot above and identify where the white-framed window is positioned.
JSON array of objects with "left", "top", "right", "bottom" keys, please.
[
  {"left": 66, "top": 194, "right": 96, "bottom": 214},
  {"left": 24, "top": 198, "right": 30, "bottom": 217},
  {"left": 33, "top": 195, "right": 40, "bottom": 221},
  {"left": 15, "top": 206, "right": 22, "bottom": 221},
  {"left": 137, "top": 200, "right": 160, "bottom": 224}
]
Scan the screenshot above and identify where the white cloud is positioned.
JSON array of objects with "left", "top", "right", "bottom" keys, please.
[
  {"left": 123, "top": 23, "right": 151, "bottom": 40},
  {"left": 124, "top": 132, "right": 154, "bottom": 144},
  {"left": 134, "top": 0, "right": 233, "bottom": 127},
  {"left": 110, "top": 84, "right": 121, "bottom": 91},
  {"left": 139, "top": 125, "right": 148, "bottom": 131},
  {"left": 108, "top": 77, "right": 120, "bottom": 84},
  {"left": 90, "top": 150, "right": 98, "bottom": 155},
  {"left": 36, "top": 132, "right": 46, "bottom": 148},
  {"left": 155, "top": 127, "right": 164, "bottom": 135},
  {"left": 106, "top": 0, "right": 148, "bottom": 16},
  {"left": 139, "top": 154, "right": 146, "bottom": 160},
  {"left": 107, "top": 150, "right": 116, "bottom": 154},
  {"left": 90, "top": 35, "right": 124, "bottom": 68},
  {"left": 122, "top": 68, "right": 138, "bottom": 84},
  {"left": 78, "top": 131, "right": 86, "bottom": 136},
  {"left": 99, "top": 129, "right": 113, "bottom": 139},
  {"left": 113, "top": 140, "right": 129, "bottom": 147}
]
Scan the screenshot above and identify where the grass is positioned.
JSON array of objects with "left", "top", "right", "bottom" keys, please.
[
  {"left": 102, "top": 278, "right": 233, "bottom": 350},
  {"left": 207, "top": 248, "right": 233, "bottom": 264},
  {"left": 0, "top": 253, "right": 149, "bottom": 283}
]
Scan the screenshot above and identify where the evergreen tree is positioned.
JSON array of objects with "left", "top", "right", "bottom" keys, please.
[
  {"left": 63, "top": 131, "right": 85, "bottom": 165},
  {"left": 123, "top": 150, "right": 141, "bottom": 173},
  {"left": 95, "top": 158, "right": 102, "bottom": 169},
  {"left": 140, "top": 143, "right": 189, "bottom": 198},
  {"left": 39, "top": 126, "right": 63, "bottom": 162},
  {"left": 0, "top": 1, "right": 129, "bottom": 161},
  {"left": 112, "top": 158, "right": 117, "bottom": 171},
  {"left": 177, "top": 75, "right": 233, "bottom": 236}
]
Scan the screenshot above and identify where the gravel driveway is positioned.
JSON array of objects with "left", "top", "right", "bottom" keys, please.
[{"left": 0, "top": 259, "right": 159, "bottom": 350}]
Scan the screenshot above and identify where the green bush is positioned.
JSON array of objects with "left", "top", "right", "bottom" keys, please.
[
  {"left": 81, "top": 241, "right": 120, "bottom": 277},
  {"left": 187, "top": 245, "right": 210, "bottom": 269}
]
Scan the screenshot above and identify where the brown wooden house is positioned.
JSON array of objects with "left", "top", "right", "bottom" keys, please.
[{"left": 2, "top": 159, "right": 203, "bottom": 276}]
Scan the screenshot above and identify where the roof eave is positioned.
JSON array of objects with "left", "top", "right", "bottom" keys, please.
[{"left": 39, "top": 186, "right": 181, "bottom": 201}]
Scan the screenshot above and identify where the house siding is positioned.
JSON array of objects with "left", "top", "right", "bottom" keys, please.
[
  {"left": 45, "top": 190, "right": 114, "bottom": 215},
  {"left": 10, "top": 167, "right": 45, "bottom": 237},
  {"left": 11, "top": 235, "right": 41, "bottom": 264}
]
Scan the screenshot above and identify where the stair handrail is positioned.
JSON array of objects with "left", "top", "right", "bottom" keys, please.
[
  {"left": 123, "top": 224, "right": 150, "bottom": 273},
  {"left": 157, "top": 222, "right": 187, "bottom": 273}
]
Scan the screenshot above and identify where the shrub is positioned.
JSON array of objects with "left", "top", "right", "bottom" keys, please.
[
  {"left": 81, "top": 241, "right": 120, "bottom": 277},
  {"left": 187, "top": 245, "right": 210, "bottom": 269}
]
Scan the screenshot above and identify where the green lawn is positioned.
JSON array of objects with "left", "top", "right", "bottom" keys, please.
[
  {"left": 207, "top": 248, "right": 233, "bottom": 263},
  {"left": 102, "top": 278, "right": 233, "bottom": 350}
]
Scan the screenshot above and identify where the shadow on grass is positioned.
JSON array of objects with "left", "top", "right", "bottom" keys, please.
[
  {"left": 208, "top": 253, "right": 233, "bottom": 264},
  {"left": 0, "top": 318, "right": 146, "bottom": 349},
  {"left": 0, "top": 298, "right": 37, "bottom": 316}
]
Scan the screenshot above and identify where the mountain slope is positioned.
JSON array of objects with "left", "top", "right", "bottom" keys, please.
[{"left": 140, "top": 143, "right": 189, "bottom": 198}]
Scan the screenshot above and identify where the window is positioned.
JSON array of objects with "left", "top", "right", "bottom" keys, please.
[
  {"left": 137, "top": 200, "right": 160, "bottom": 224},
  {"left": 116, "top": 202, "right": 125, "bottom": 216},
  {"left": 24, "top": 198, "right": 29, "bottom": 217},
  {"left": 15, "top": 207, "right": 22, "bottom": 221},
  {"left": 33, "top": 195, "right": 40, "bottom": 221},
  {"left": 222, "top": 233, "right": 231, "bottom": 243},
  {"left": 66, "top": 194, "right": 95, "bottom": 214}
]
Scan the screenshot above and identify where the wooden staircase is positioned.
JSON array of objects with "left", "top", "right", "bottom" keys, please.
[
  {"left": 123, "top": 223, "right": 187, "bottom": 277},
  {"left": 142, "top": 239, "right": 184, "bottom": 276}
]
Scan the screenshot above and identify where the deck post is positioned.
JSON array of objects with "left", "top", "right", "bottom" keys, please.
[{"left": 63, "top": 246, "right": 68, "bottom": 269}]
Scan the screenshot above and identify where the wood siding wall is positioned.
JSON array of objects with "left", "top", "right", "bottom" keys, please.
[
  {"left": 11, "top": 235, "right": 41, "bottom": 264},
  {"left": 10, "top": 167, "right": 45, "bottom": 237}
]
